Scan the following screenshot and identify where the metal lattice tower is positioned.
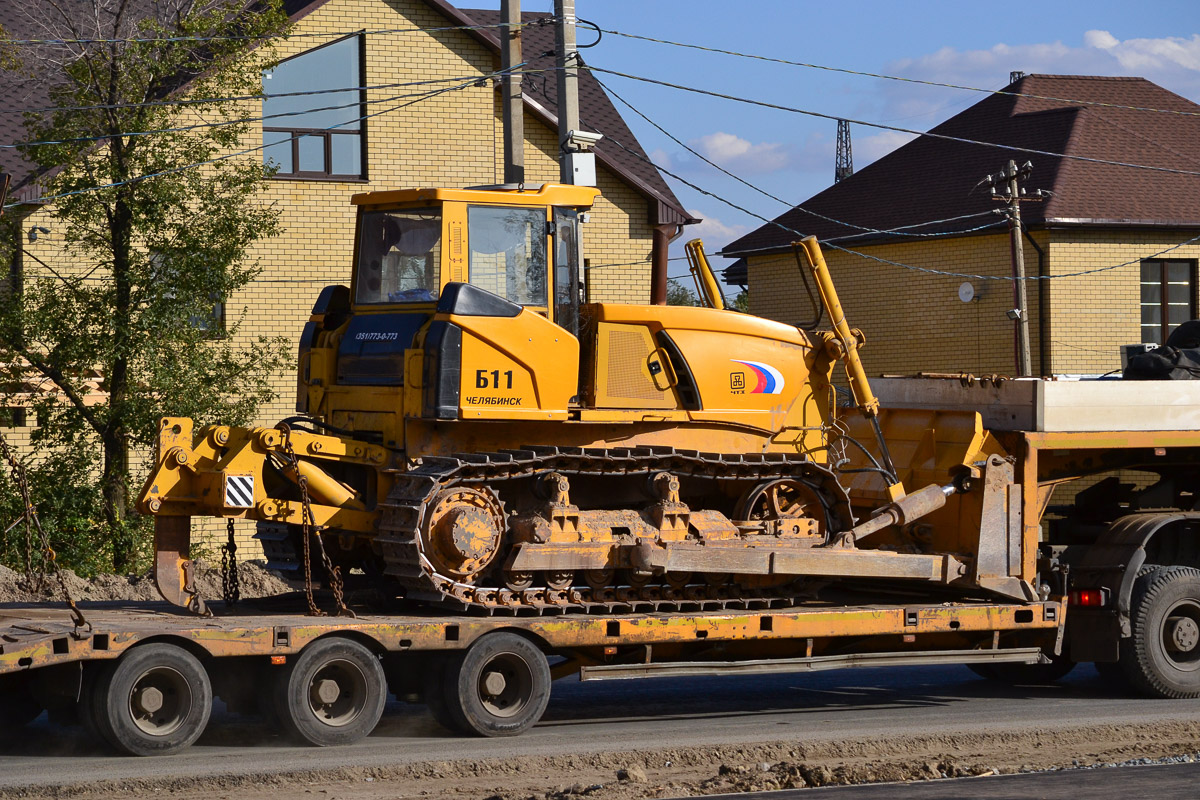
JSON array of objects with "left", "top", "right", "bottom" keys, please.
[{"left": 835, "top": 119, "right": 853, "bottom": 183}]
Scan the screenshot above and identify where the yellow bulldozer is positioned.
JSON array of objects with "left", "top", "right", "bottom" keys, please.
[{"left": 140, "top": 182, "right": 1027, "bottom": 615}]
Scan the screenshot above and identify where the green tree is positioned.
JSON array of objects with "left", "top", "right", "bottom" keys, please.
[
  {"left": 666, "top": 278, "right": 700, "bottom": 307},
  {"left": 0, "top": 0, "right": 292, "bottom": 573},
  {"left": 731, "top": 289, "right": 750, "bottom": 313}
]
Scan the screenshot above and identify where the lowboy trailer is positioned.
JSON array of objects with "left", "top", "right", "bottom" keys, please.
[{"left": 6, "top": 377, "right": 1200, "bottom": 755}]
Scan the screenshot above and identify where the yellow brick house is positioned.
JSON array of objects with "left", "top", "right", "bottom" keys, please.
[{"left": 724, "top": 75, "right": 1200, "bottom": 378}]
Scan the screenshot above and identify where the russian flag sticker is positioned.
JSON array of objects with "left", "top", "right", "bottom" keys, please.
[{"left": 731, "top": 360, "right": 785, "bottom": 395}]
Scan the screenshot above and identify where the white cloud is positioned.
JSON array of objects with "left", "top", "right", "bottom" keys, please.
[
  {"left": 854, "top": 130, "right": 917, "bottom": 165},
  {"left": 875, "top": 31, "right": 1200, "bottom": 124},
  {"left": 687, "top": 131, "right": 795, "bottom": 174},
  {"left": 683, "top": 209, "right": 749, "bottom": 247}
]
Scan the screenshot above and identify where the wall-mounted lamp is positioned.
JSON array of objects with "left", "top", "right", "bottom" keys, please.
[{"left": 28, "top": 226, "right": 50, "bottom": 242}]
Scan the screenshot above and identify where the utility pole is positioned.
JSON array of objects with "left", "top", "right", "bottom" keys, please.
[
  {"left": 553, "top": 0, "right": 600, "bottom": 186},
  {"left": 835, "top": 120, "right": 853, "bottom": 183},
  {"left": 500, "top": 0, "right": 524, "bottom": 185},
  {"left": 981, "top": 160, "right": 1039, "bottom": 376},
  {"left": 554, "top": 0, "right": 580, "bottom": 185}
]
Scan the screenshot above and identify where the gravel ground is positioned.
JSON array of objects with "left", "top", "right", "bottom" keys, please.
[
  {"left": 4, "top": 719, "right": 1200, "bottom": 800},
  {"left": 0, "top": 560, "right": 294, "bottom": 604}
]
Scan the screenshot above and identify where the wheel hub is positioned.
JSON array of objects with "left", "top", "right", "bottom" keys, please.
[
  {"left": 1168, "top": 615, "right": 1200, "bottom": 653},
  {"left": 312, "top": 678, "right": 342, "bottom": 705},
  {"left": 423, "top": 488, "right": 506, "bottom": 581},
  {"left": 134, "top": 686, "right": 164, "bottom": 715},
  {"left": 482, "top": 670, "right": 507, "bottom": 696},
  {"left": 128, "top": 666, "right": 190, "bottom": 736}
]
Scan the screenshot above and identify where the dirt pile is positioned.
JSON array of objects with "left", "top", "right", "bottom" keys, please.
[{"left": 0, "top": 560, "right": 294, "bottom": 604}]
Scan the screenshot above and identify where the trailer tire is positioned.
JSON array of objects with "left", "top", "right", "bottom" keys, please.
[
  {"left": 273, "top": 637, "right": 386, "bottom": 746},
  {"left": 1120, "top": 566, "right": 1200, "bottom": 698},
  {"left": 92, "top": 643, "right": 212, "bottom": 756},
  {"left": 443, "top": 632, "right": 550, "bottom": 737}
]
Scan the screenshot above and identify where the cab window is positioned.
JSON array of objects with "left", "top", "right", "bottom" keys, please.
[
  {"left": 467, "top": 205, "right": 547, "bottom": 307},
  {"left": 356, "top": 209, "right": 442, "bottom": 304}
]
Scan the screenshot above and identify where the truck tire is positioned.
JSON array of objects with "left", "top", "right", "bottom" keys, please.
[
  {"left": 443, "top": 632, "right": 550, "bottom": 737},
  {"left": 91, "top": 643, "right": 212, "bottom": 756},
  {"left": 1120, "top": 566, "right": 1200, "bottom": 698},
  {"left": 272, "top": 637, "right": 386, "bottom": 746}
]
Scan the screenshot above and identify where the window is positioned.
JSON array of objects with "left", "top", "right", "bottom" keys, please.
[
  {"left": 355, "top": 209, "right": 442, "bottom": 304},
  {"left": 191, "top": 298, "right": 226, "bottom": 337},
  {"left": 467, "top": 206, "right": 547, "bottom": 307},
  {"left": 1140, "top": 259, "right": 1197, "bottom": 344},
  {"left": 263, "top": 35, "right": 364, "bottom": 179}
]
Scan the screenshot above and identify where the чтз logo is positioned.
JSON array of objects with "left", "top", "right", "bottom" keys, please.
[{"left": 730, "top": 360, "right": 785, "bottom": 395}]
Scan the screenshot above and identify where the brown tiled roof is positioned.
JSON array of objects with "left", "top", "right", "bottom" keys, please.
[
  {"left": 724, "top": 75, "right": 1200, "bottom": 256},
  {"left": 1, "top": 0, "right": 692, "bottom": 225}
]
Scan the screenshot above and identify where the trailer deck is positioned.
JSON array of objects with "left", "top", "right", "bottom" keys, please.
[{"left": 0, "top": 594, "right": 1062, "bottom": 677}]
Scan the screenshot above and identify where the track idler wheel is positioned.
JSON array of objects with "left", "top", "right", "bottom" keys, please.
[
  {"left": 422, "top": 487, "right": 506, "bottom": 582},
  {"left": 738, "top": 478, "right": 829, "bottom": 541}
]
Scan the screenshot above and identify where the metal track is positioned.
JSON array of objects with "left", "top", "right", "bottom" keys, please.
[{"left": 376, "top": 445, "right": 852, "bottom": 616}]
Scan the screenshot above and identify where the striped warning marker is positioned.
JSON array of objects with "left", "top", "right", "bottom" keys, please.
[{"left": 224, "top": 475, "right": 254, "bottom": 508}]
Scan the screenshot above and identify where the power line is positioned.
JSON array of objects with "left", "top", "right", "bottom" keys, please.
[
  {"left": 0, "top": 68, "right": 552, "bottom": 117},
  {"left": 2, "top": 19, "right": 554, "bottom": 47},
  {"left": 591, "top": 122, "right": 1200, "bottom": 282},
  {"left": 599, "top": 28, "right": 1200, "bottom": 119},
  {"left": 4, "top": 64, "right": 522, "bottom": 210},
  {"left": 588, "top": 65, "right": 1200, "bottom": 178},
  {"left": 594, "top": 76, "right": 1001, "bottom": 240},
  {"left": 3, "top": 68, "right": 551, "bottom": 150}
]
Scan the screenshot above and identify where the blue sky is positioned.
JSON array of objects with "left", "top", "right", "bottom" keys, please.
[{"left": 471, "top": 2, "right": 1200, "bottom": 286}]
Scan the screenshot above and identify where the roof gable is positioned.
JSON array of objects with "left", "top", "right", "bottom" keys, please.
[
  {"left": 725, "top": 75, "right": 1200, "bottom": 256},
  {"left": 1, "top": 0, "right": 690, "bottom": 224}
]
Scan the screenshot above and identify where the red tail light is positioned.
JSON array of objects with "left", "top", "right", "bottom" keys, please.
[{"left": 1069, "top": 589, "right": 1108, "bottom": 607}]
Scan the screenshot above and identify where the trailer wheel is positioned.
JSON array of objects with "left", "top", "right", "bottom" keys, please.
[
  {"left": 273, "top": 637, "right": 386, "bottom": 746},
  {"left": 444, "top": 632, "right": 550, "bottom": 737},
  {"left": 1120, "top": 566, "right": 1200, "bottom": 698},
  {"left": 91, "top": 643, "right": 212, "bottom": 756}
]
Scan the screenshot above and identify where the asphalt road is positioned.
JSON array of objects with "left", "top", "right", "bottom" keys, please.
[
  {"left": 2, "top": 663, "right": 1199, "bottom": 790},
  {"left": 699, "top": 762, "right": 1200, "bottom": 799}
]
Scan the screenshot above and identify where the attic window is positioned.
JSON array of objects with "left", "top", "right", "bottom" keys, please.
[
  {"left": 262, "top": 34, "right": 365, "bottom": 180},
  {"left": 1140, "top": 259, "right": 1197, "bottom": 344}
]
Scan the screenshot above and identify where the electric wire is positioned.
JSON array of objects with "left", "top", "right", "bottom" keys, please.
[
  {"left": 2, "top": 18, "right": 554, "bottom": 47},
  {"left": 0, "top": 68, "right": 550, "bottom": 117},
  {"left": 587, "top": 65, "right": 1200, "bottom": 178},
  {"left": 3, "top": 68, "right": 551, "bottom": 151},
  {"left": 599, "top": 28, "right": 1200, "bottom": 119},
  {"left": 3, "top": 62, "right": 524, "bottom": 210},
  {"left": 590, "top": 121, "right": 1200, "bottom": 282},
  {"left": 596, "top": 75, "right": 1003, "bottom": 240}
]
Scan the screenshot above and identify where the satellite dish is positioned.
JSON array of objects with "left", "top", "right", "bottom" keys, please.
[{"left": 958, "top": 281, "right": 976, "bottom": 303}]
